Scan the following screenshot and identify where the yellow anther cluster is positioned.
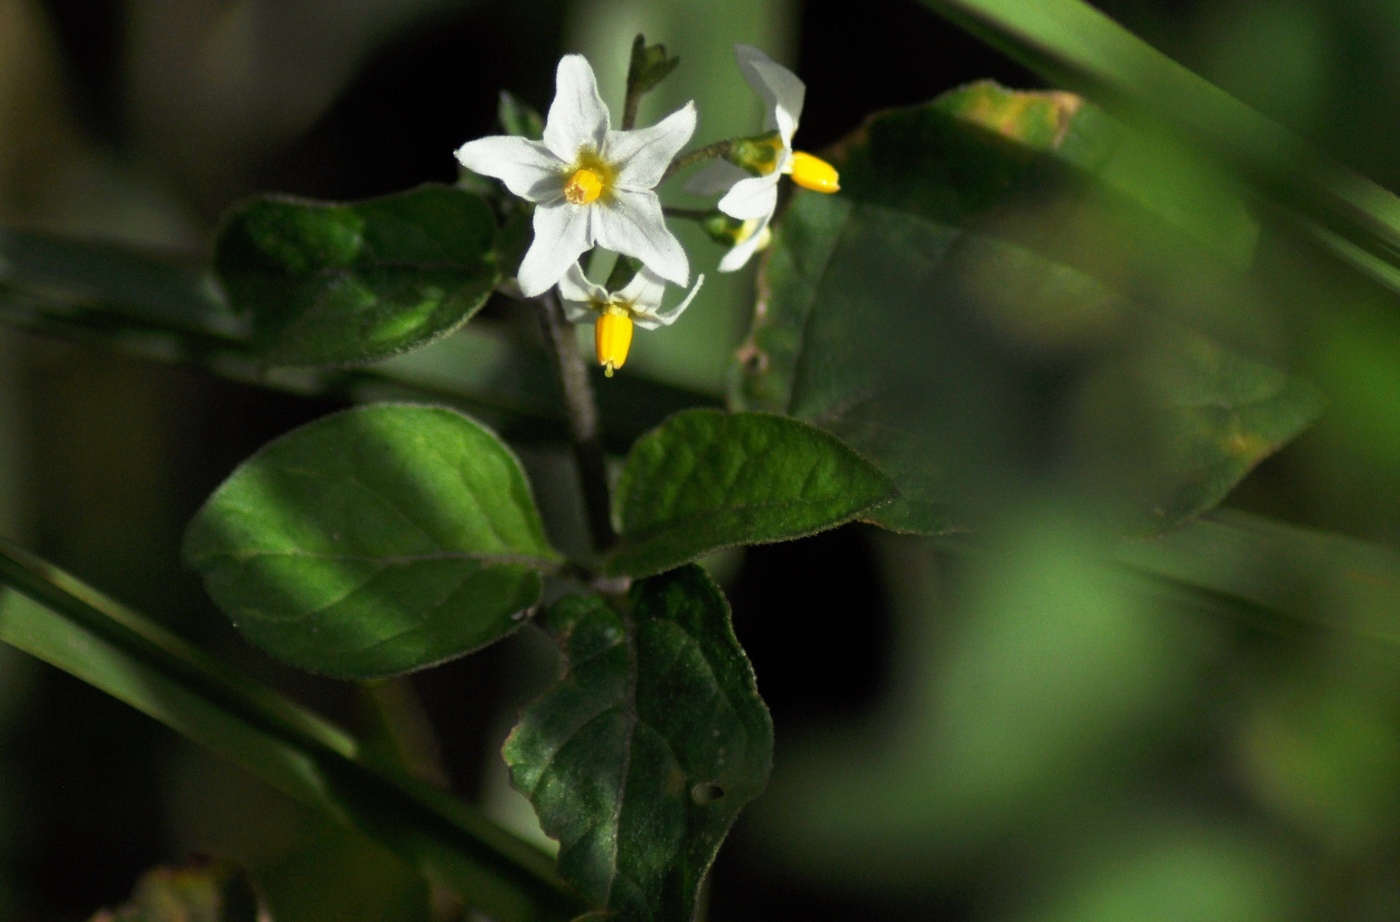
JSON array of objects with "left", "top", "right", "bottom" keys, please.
[
  {"left": 565, "top": 168, "right": 606, "bottom": 205},
  {"left": 595, "top": 309, "right": 635, "bottom": 377},
  {"left": 789, "top": 151, "right": 840, "bottom": 193}
]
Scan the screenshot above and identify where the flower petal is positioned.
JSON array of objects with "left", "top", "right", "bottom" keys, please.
[
  {"left": 595, "top": 190, "right": 689, "bottom": 287},
  {"left": 455, "top": 136, "right": 563, "bottom": 202},
  {"left": 558, "top": 262, "right": 608, "bottom": 308},
  {"left": 607, "top": 102, "right": 697, "bottom": 189},
  {"left": 684, "top": 160, "right": 749, "bottom": 197},
  {"left": 518, "top": 201, "right": 594, "bottom": 297},
  {"left": 735, "top": 45, "right": 805, "bottom": 142},
  {"left": 641, "top": 272, "right": 705, "bottom": 328},
  {"left": 543, "top": 55, "right": 609, "bottom": 163},
  {"left": 618, "top": 265, "right": 669, "bottom": 312},
  {"left": 718, "top": 214, "right": 771, "bottom": 272},
  {"left": 562, "top": 300, "right": 593, "bottom": 323},
  {"left": 717, "top": 174, "right": 779, "bottom": 221}
]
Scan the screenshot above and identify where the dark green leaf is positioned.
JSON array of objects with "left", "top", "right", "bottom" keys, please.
[
  {"left": 216, "top": 184, "right": 498, "bottom": 366},
  {"left": 183, "top": 404, "right": 560, "bottom": 679},
  {"left": 737, "top": 83, "right": 1321, "bottom": 535},
  {"left": 1124, "top": 329, "right": 1325, "bottom": 534},
  {"left": 504, "top": 566, "right": 773, "bottom": 922},
  {"left": 606, "top": 409, "right": 897, "bottom": 577},
  {"left": 89, "top": 857, "right": 267, "bottom": 922}
]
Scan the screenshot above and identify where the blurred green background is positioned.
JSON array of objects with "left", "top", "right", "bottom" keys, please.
[{"left": 3, "top": 0, "right": 1400, "bottom": 920}]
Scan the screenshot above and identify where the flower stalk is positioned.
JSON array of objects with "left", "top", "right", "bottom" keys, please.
[{"left": 536, "top": 290, "right": 617, "bottom": 553}]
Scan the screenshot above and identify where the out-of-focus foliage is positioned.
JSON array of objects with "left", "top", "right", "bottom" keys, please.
[{"left": 736, "top": 81, "right": 1321, "bottom": 536}]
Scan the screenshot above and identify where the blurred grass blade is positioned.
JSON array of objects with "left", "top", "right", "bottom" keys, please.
[
  {"left": 1118, "top": 509, "right": 1400, "bottom": 644},
  {"left": 0, "top": 227, "right": 241, "bottom": 337},
  {"left": 0, "top": 227, "right": 714, "bottom": 447},
  {"left": 913, "top": 0, "right": 1400, "bottom": 297},
  {"left": 0, "top": 538, "right": 582, "bottom": 922}
]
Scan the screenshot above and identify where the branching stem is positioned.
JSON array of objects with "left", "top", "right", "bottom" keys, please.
[{"left": 535, "top": 291, "right": 617, "bottom": 554}]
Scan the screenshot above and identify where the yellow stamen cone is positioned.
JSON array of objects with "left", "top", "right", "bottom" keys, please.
[
  {"left": 789, "top": 151, "right": 840, "bottom": 193},
  {"left": 596, "top": 310, "right": 634, "bottom": 377},
  {"left": 565, "top": 168, "right": 606, "bottom": 205}
]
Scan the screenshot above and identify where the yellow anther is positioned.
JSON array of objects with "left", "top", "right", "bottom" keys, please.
[
  {"left": 564, "top": 167, "right": 606, "bottom": 205},
  {"left": 789, "top": 151, "right": 841, "bottom": 193},
  {"left": 595, "top": 309, "right": 634, "bottom": 377}
]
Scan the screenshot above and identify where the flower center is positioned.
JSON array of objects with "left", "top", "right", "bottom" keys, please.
[
  {"left": 595, "top": 307, "right": 634, "bottom": 377},
  {"left": 565, "top": 168, "right": 605, "bottom": 204},
  {"left": 564, "top": 149, "right": 615, "bottom": 205},
  {"left": 788, "top": 151, "right": 840, "bottom": 193}
]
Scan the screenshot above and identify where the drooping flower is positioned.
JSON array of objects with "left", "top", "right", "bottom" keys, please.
[
  {"left": 691, "top": 45, "right": 840, "bottom": 272},
  {"left": 558, "top": 263, "right": 705, "bottom": 376},
  {"left": 456, "top": 55, "right": 696, "bottom": 297}
]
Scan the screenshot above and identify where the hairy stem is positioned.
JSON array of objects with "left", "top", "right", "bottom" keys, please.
[
  {"left": 661, "top": 140, "right": 734, "bottom": 184},
  {"left": 536, "top": 291, "right": 618, "bottom": 554},
  {"left": 622, "top": 35, "right": 648, "bottom": 131}
]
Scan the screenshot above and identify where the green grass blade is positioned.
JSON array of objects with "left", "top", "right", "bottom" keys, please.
[
  {"left": 0, "top": 538, "right": 583, "bottom": 922},
  {"left": 913, "top": 0, "right": 1400, "bottom": 297},
  {"left": 1116, "top": 509, "right": 1400, "bottom": 646}
]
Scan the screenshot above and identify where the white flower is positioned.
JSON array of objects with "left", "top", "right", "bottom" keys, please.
[
  {"left": 455, "top": 55, "right": 696, "bottom": 297},
  {"left": 690, "top": 45, "right": 838, "bottom": 272},
  {"left": 558, "top": 263, "right": 705, "bottom": 375}
]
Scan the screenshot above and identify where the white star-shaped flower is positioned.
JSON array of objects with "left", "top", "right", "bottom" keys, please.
[
  {"left": 690, "top": 45, "right": 839, "bottom": 272},
  {"left": 455, "top": 54, "right": 696, "bottom": 297},
  {"left": 558, "top": 263, "right": 704, "bottom": 375}
]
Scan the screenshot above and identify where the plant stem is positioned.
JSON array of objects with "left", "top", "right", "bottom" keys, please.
[
  {"left": 661, "top": 140, "right": 734, "bottom": 184},
  {"left": 536, "top": 291, "right": 618, "bottom": 554}
]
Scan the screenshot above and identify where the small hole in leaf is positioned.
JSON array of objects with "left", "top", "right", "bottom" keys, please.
[{"left": 691, "top": 781, "right": 725, "bottom": 805}]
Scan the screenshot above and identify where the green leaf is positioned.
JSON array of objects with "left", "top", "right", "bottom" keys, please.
[
  {"left": 0, "top": 537, "right": 581, "bottom": 922},
  {"left": 183, "top": 403, "right": 560, "bottom": 679},
  {"left": 215, "top": 184, "right": 499, "bottom": 367},
  {"left": 606, "top": 409, "right": 897, "bottom": 578},
  {"left": 504, "top": 566, "right": 773, "bottom": 922},
  {"left": 736, "top": 83, "right": 1321, "bottom": 535},
  {"left": 89, "top": 857, "right": 267, "bottom": 922}
]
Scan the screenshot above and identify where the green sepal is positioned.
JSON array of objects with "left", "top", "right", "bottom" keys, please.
[
  {"left": 504, "top": 565, "right": 773, "bottom": 922},
  {"left": 726, "top": 132, "right": 786, "bottom": 177},
  {"left": 627, "top": 34, "right": 681, "bottom": 100},
  {"left": 215, "top": 184, "right": 499, "bottom": 367},
  {"left": 498, "top": 90, "right": 545, "bottom": 140},
  {"left": 183, "top": 403, "right": 561, "bottom": 679}
]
